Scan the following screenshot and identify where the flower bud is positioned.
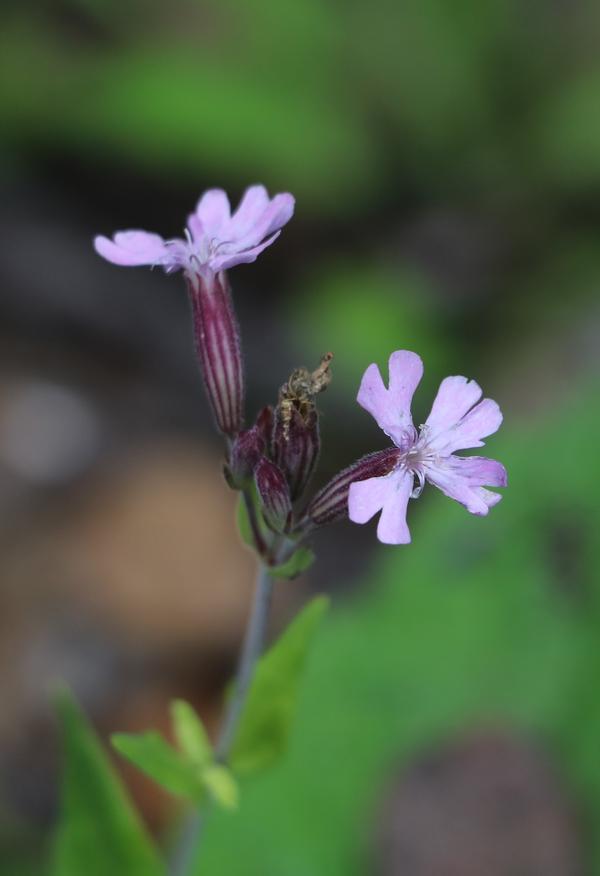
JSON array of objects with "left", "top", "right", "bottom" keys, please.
[
  {"left": 274, "top": 406, "right": 320, "bottom": 502},
  {"left": 254, "top": 458, "right": 292, "bottom": 533},
  {"left": 226, "top": 426, "right": 265, "bottom": 488},
  {"left": 305, "top": 448, "right": 400, "bottom": 527},
  {"left": 255, "top": 405, "right": 275, "bottom": 452},
  {"left": 187, "top": 270, "right": 244, "bottom": 437}
]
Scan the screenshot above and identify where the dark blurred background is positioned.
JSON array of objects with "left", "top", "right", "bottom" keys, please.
[{"left": 1, "top": 1, "right": 600, "bottom": 874}]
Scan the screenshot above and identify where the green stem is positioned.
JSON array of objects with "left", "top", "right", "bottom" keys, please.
[
  {"left": 215, "top": 564, "right": 274, "bottom": 760},
  {"left": 170, "top": 563, "right": 274, "bottom": 875}
]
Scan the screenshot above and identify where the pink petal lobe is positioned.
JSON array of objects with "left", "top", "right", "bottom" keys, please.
[
  {"left": 357, "top": 351, "right": 423, "bottom": 445},
  {"left": 211, "top": 231, "right": 281, "bottom": 272},
  {"left": 94, "top": 231, "right": 169, "bottom": 267},
  {"left": 425, "top": 376, "right": 482, "bottom": 444},
  {"left": 348, "top": 469, "right": 413, "bottom": 545},
  {"left": 429, "top": 398, "right": 503, "bottom": 454},
  {"left": 376, "top": 469, "right": 413, "bottom": 544},
  {"left": 424, "top": 454, "right": 505, "bottom": 515},
  {"left": 348, "top": 473, "right": 395, "bottom": 524},
  {"left": 229, "top": 193, "right": 295, "bottom": 250},
  {"left": 228, "top": 185, "right": 270, "bottom": 237},
  {"left": 194, "top": 189, "right": 231, "bottom": 237}
]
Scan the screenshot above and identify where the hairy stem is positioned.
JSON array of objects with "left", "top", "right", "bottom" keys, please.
[
  {"left": 170, "top": 563, "right": 274, "bottom": 875},
  {"left": 215, "top": 564, "right": 274, "bottom": 760}
]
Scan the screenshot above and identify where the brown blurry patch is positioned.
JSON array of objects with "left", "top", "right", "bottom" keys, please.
[{"left": 375, "top": 727, "right": 582, "bottom": 876}]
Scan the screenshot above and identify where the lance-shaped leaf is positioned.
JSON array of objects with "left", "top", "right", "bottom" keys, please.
[
  {"left": 112, "top": 700, "right": 239, "bottom": 812},
  {"left": 170, "top": 699, "right": 212, "bottom": 766},
  {"left": 52, "top": 689, "right": 163, "bottom": 876},
  {"left": 230, "top": 596, "right": 329, "bottom": 775},
  {"left": 111, "top": 732, "right": 205, "bottom": 801}
]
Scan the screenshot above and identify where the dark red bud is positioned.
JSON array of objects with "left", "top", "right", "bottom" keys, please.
[
  {"left": 274, "top": 407, "right": 320, "bottom": 502},
  {"left": 228, "top": 426, "right": 265, "bottom": 487},
  {"left": 255, "top": 405, "right": 275, "bottom": 454},
  {"left": 254, "top": 458, "right": 292, "bottom": 533},
  {"left": 305, "top": 448, "right": 400, "bottom": 527},
  {"left": 187, "top": 271, "right": 244, "bottom": 437}
]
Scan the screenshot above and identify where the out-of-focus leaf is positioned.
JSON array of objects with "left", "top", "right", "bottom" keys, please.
[
  {"left": 268, "top": 547, "right": 315, "bottom": 580},
  {"left": 201, "top": 765, "right": 239, "bottom": 811},
  {"left": 111, "top": 732, "right": 204, "bottom": 801},
  {"left": 533, "top": 71, "right": 600, "bottom": 188},
  {"left": 52, "top": 690, "right": 163, "bottom": 876},
  {"left": 230, "top": 596, "right": 329, "bottom": 775},
  {"left": 170, "top": 700, "right": 212, "bottom": 766}
]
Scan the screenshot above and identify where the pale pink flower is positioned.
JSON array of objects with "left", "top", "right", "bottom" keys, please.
[
  {"left": 94, "top": 185, "right": 295, "bottom": 276},
  {"left": 349, "top": 351, "right": 507, "bottom": 544}
]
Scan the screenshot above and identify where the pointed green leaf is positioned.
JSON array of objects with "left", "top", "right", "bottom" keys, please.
[
  {"left": 52, "top": 690, "right": 163, "bottom": 876},
  {"left": 268, "top": 547, "right": 315, "bottom": 580},
  {"left": 111, "top": 731, "right": 204, "bottom": 801},
  {"left": 201, "top": 765, "right": 239, "bottom": 811},
  {"left": 170, "top": 700, "right": 212, "bottom": 766},
  {"left": 230, "top": 596, "right": 329, "bottom": 775}
]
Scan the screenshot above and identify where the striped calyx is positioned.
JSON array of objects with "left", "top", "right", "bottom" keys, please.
[
  {"left": 305, "top": 448, "right": 401, "bottom": 527},
  {"left": 187, "top": 271, "right": 244, "bottom": 437}
]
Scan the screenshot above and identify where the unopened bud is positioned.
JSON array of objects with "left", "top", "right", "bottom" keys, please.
[
  {"left": 187, "top": 271, "right": 244, "bottom": 437},
  {"left": 255, "top": 458, "right": 292, "bottom": 533},
  {"left": 274, "top": 407, "right": 320, "bottom": 501},
  {"left": 305, "top": 448, "right": 400, "bottom": 527},
  {"left": 227, "top": 426, "right": 265, "bottom": 487}
]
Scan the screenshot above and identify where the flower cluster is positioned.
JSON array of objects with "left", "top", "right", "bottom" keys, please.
[{"left": 95, "top": 185, "right": 506, "bottom": 559}]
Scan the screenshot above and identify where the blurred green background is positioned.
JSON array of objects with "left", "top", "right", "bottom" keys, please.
[{"left": 0, "top": 0, "right": 599, "bottom": 873}]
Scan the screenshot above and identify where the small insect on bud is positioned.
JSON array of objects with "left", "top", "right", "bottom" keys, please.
[
  {"left": 305, "top": 448, "right": 401, "bottom": 527},
  {"left": 226, "top": 426, "right": 266, "bottom": 488},
  {"left": 254, "top": 458, "right": 292, "bottom": 533},
  {"left": 274, "top": 353, "right": 333, "bottom": 501},
  {"left": 187, "top": 271, "right": 244, "bottom": 437}
]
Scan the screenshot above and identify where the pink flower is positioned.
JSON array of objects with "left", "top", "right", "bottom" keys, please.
[
  {"left": 94, "top": 185, "right": 295, "bottom": 276},
  {"left": 349, "top": 351, "right": 507, "bottom": 545}
]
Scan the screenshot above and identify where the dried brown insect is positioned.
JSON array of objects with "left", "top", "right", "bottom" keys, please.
[{"left": 278, "top": 352, "right": 333, "bottom": 441}]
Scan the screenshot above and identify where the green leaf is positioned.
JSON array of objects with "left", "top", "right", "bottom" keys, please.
[
  {"left": 268, "top": 547, "right": 315, "bottom": 580},
  {"left": 111, "top": 732, "right": 204, "bottom": 801},
  {"left": 201, "top": 765, "right": 239, "bottom": 811},
  {"left": 170, "top": 700, "right": 212, "bottom": 766},
  {"left": 52, "top": 690, "right": 163, "bottom": 876},
  {"left": 230, "top": 596, "right": 329, "bottom": 775}
]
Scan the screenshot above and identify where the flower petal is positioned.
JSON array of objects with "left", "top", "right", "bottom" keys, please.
[
  {"left": 348, "top": 468, "right": 413, "bottom": 545},
  {"left": 424, "top": 454, "right": 506, "bottom": 515},
  {"left": 357, "top": 351, "right": 423, "bottom": 446},
  {"left": 210, "top": 231, "right": 281, "bottom": 272},
  {"left": 348, "top": 472, "right": 395, "bottom": 524},
  {"left": 227, "top": 185, "right": 270, "bottom": 238},
  {"left": 226, "top": 192, "right": 295, "bottom": 250},
  {"left": 94, "top": 231, "right": 170, "bottom": 267},
  {"left": 430, "top": 398, "right": 503, "bottom": 454},
  {"left": 376, "top": 469, "right": 413, "bottom": 544},
  {"left": 424, "top": 375, "right": 482, "bottom": 442},
  {"left": 194, "top": 189, "right": 232, "bottom": 238}
]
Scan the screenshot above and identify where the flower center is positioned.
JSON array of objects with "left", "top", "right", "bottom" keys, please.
[{"left": 394, "top": 425, "right": 437, "bottom": 499}]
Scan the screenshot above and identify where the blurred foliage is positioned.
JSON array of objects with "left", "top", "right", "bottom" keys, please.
[
  {"left": 2, "top": 0, "right": 600, "bottom": 206},
  {"left": 192, "top": 377, "right": 600, "bottom": 875},
  {"left": 231, "top": 596, "right": 329, "bottom": 776},
  {"left": 52, "top": 691, "right": 163, "bottom": 876}
]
